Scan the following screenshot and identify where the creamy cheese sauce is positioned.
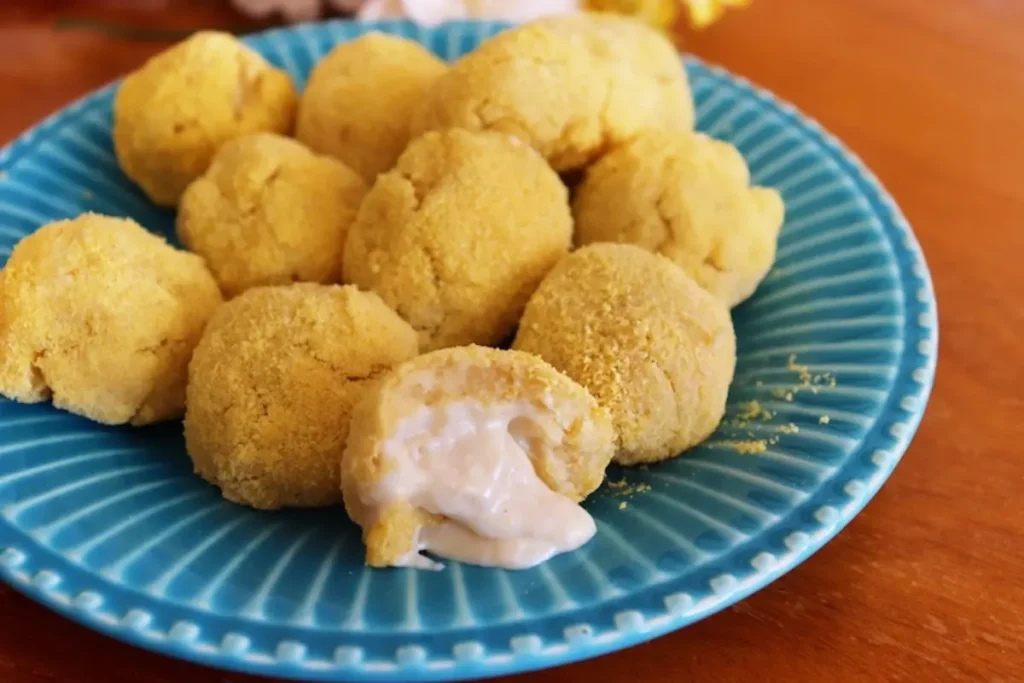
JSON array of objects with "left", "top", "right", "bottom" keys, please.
[{"left": 366, "top": 400, "right": 596, "bottom": 569}]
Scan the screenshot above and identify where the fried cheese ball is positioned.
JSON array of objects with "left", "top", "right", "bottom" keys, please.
[
  {"left": 574, "top": 130, "right": 785, "bottom": 307},
  {"left": 342, "top": 345, "right": 616, "bottom": 569},
  {"left": 0, "top": 214, "right": 222, "bottom": 425},
  {"left": 411, "top": 13, "right": 693, "bottom": 172},
  {"left": 185, "top": 284, "right": 418, "bottom": 510},
  {"left": 514, "top": 243, "right": 735, "bottom": 465},
  {"left": 114, "top": 31, "right": 297, "bottom": 207},
  {"left": 297, "top": 33, "right": 448, "bottom": 182},
  {"left": 177, "top": 133, "right": 368, "bottom": 298},
  {"left": 344, "top": 129, "right": 572, "bottom": 351}
]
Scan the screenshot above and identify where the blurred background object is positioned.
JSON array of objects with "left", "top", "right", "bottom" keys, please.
[{"left": 225, "top": 0, "right": 747, "bottom": 29}]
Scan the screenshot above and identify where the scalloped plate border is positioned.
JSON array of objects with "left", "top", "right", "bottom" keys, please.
[{"left": 0, "top": 20, "right": 937, "bottom": 682}]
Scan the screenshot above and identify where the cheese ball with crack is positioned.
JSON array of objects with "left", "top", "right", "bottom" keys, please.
[
  {"left": 342, "top": 345, "right": 616, "bottom": 569},
  {"left": 514, "top": 243, "right": 736, "bottom": 465},
  {"left": 343, "top": 128, "right": 572, "bottom": 351},
  {"left": 114, "top": 31, "right": 297, "bottom": 207},
  {"left": 297, "top": 33, "right": 448, "bottom": 182},
  {"left": 411, "top": 13, "right": 693, "bottom": 172},
  {"left": 177, "top": 133, "right": 368, "bottom": 298},
  {"left": 0, "top": 214, "right": 222, "bottom": 425},
  {"left": 185, "top": 284, "right": 419, "bottom": 510},
  {"left": 573, "top": 130, "right": 785, "bottom": 307}
]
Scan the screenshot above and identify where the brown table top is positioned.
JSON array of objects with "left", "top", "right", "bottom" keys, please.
[{"left": 2, "top": 1, "right": 1023, "bottom": 681}]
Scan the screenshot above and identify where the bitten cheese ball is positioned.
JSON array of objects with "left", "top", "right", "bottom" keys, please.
[
  {"left": 177, "top": 133, "right": 368, "bottom": 298},
  {"left": 184, "top": 284, "right": 418, "bottom": 510},
  {"left": 297, "top": 33, "right": 447, "bottom": 182},
  {"left": 0, "top": 214, "right": 222, "bottom": 425},
  {"left": 344, "top": 129, "right": 572, "bottom": 351},
  {"left": 573, "top": 130, "right": 785, "bottom": 307},
  {"left": 342, "top": 346, "right": 615, "bottom": 569},
  {"left": 514, "top": 243, "right": 736, "bottom": 465},
  {"left": 411, "top": 13, "right": 693, "bottom": 172},
  {"left": 114, "top": 31, "right": 297, "bottom": 207}
]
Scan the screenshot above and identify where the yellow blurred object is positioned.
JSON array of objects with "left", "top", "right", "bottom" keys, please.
[
  {"left": 584, "top": 0, "right": 750, "bottom": 30},
  {"left": 680, "top": 0, "right": 751, "bottom": 29},
  {"left": 584, "top": 0, "right": 679, "bottom": 31}
]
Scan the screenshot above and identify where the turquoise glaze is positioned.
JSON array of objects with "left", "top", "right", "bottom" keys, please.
[{"left": 0, "top": 19, "right": 936, "bottom": 681}]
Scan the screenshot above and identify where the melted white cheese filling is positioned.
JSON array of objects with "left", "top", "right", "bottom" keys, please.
[{"left": 368, "top": 400, "right": 596, "bottom": 569}]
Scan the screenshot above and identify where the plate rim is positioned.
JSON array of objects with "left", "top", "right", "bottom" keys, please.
[{"left": 0, "top": 18, "right": 938, "bottom": 682}]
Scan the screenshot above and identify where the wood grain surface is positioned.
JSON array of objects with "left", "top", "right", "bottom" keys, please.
[{"left": 1, "top": 1, "right": 1023, "bottom": 681}]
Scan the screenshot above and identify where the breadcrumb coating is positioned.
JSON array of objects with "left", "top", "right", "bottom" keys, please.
[
  {"left": 343, "top": 129, "right": 572, "bottom": 351},
  {"left": 114, "top": 31, "right": 297, "bottom": 207},
  {"left": 0, "top": 214, "right": 222, "bottom": 425},
  {"left": 177, "top": 133, "right": 368, "bottom": 298},
  {"left": 573, "top": 130, "right": 785, "bottom": 307},
  {"left": 185, "top": 284, "right": 418, "bottom": 510},
  {"left": 411, "top": 13, "right": 693, "bottom": 172},
  {"left": 513, "top": 243, "right": 735, "bottom": 465},
  {"left": 342, "top": 345, "right": 615, "bottom": 567},
  {"left": 297, "top": 33, "right": 448, "bottom": 182}
]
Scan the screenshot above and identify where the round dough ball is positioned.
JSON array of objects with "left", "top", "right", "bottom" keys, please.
[
  {"left": 114, "top": 31, "right": 297, "bottom": 207},
  {"left": 0, "top": 214, "right": 222, "bottom": 425},
  {"left": 185, "top": 284, "right": 418, "bottom": 510},
  {"left": 177, "top": 133, "right": 368, "bottom": 298},
  {"left": 297, "top": 33, "right": 447, "bottom": 182},
  {"left": 344, "top": 129, "right": 572, "bottom": 351},
  {"left": 411, "top": 13, "right": 693, "bottom": 172},
  {"left": 574, "top": 130, "right": 785, "bottom": 307},
  {"left": 513, "top": 243, "right": 736, "bottom": 465},
  {"left": 343, "top": 345, "right": 615, "bottom": 568}
]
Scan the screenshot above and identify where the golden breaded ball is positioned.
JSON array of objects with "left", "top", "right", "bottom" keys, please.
[
  {"left": 411, "top": 13, "right": 693, "bottom": 172},
  {"left": 0, "top": 214, "right": 222, "bottom": 425},
  {"left": 344, "top": 129, "right": 572, "bottom": 351},
  {"left": 574, "top": 130, "right": 785, "bottom": 307},
  {"left": 342, "top": 345, "right": 616, "bottom": 569},
  {"left": 177, "top": 133, "right": 367, "bottom": 298},
  {"left": 297, "top": 33, "right": 447, "bottom": 182},
  {"left": 185, "top": 284, "right": 418, "bottom": 510},
  {"left": 114, "top": 31, "right": 297, "bottom": 207},
  {"left": 514, "top": 243, "right": 736, "bottom": 465}
]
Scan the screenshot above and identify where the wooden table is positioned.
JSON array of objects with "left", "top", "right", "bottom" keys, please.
[{"left": 2, "top": 1, "right": 1023, "bottom": 681}]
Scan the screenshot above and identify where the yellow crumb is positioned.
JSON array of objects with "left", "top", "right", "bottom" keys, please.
[
  {"left": 605, "top": 479, "right": 652, "bottom": 497},
  {"left": 778, "top": 423, "right": 799, "bottom": 434},
  {"left": 736, "top": 399, "right": 773, "bottom": 422},
  {"left": 819, "top": 415, "right": 831, "bottom": 425},
  {"left": 787, "top": 353, "right": 812, "bottom": 384},
  {"left": 618, "top": 501, "right": 628, "bottom": 510},
  {"left": 737, "top": 400, "right": 761, "bottom": 421},
  {"left": 723, "top": 439, "right": 768, "bottom": 454}
]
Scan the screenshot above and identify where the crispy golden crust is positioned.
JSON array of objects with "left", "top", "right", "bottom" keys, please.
[
  {"left": 185, "top": 284, "right": 418, "bottom": 510},
  {"left": 513, "top": 243, "right": 736, "bottom": 465},
  {"left": 573, "top": 130, "right": 785, "bottom": 307},
  {"left": 0, "top": 214, "right": 222, "bottom": 425},
  {"left": 297, "top": 33, "right": 447, "bottom": 182},
  {"left": 343, "top": 129, "right": 572, "bottom": 351},
  {"left": 411, "top": 13, "right": 693, "bottom": 172},
  {"left": 342, "top": 345, "right": 615, "bottom": 567},
  {"left": 177, "top": 133, "right": 368, "bottom": 298},
  {"left": 114, "top": 31, "right": 297, "bottom": 207}
]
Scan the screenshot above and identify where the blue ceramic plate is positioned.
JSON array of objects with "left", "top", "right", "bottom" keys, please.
[{"left": 0, "top": 19, "right": 936, "bottom": 682}]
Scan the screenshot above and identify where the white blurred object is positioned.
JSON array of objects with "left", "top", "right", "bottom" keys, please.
[
  {"left": 232, "top": 0, "right": 580, "bottom": 24},
  {"left": 357, "top": 0, "right": 579, "bottom": 25}
]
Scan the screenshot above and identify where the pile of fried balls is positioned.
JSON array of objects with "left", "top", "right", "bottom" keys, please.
[{"left": 0, "top": 14, "right": 783, "bottom": 566}]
